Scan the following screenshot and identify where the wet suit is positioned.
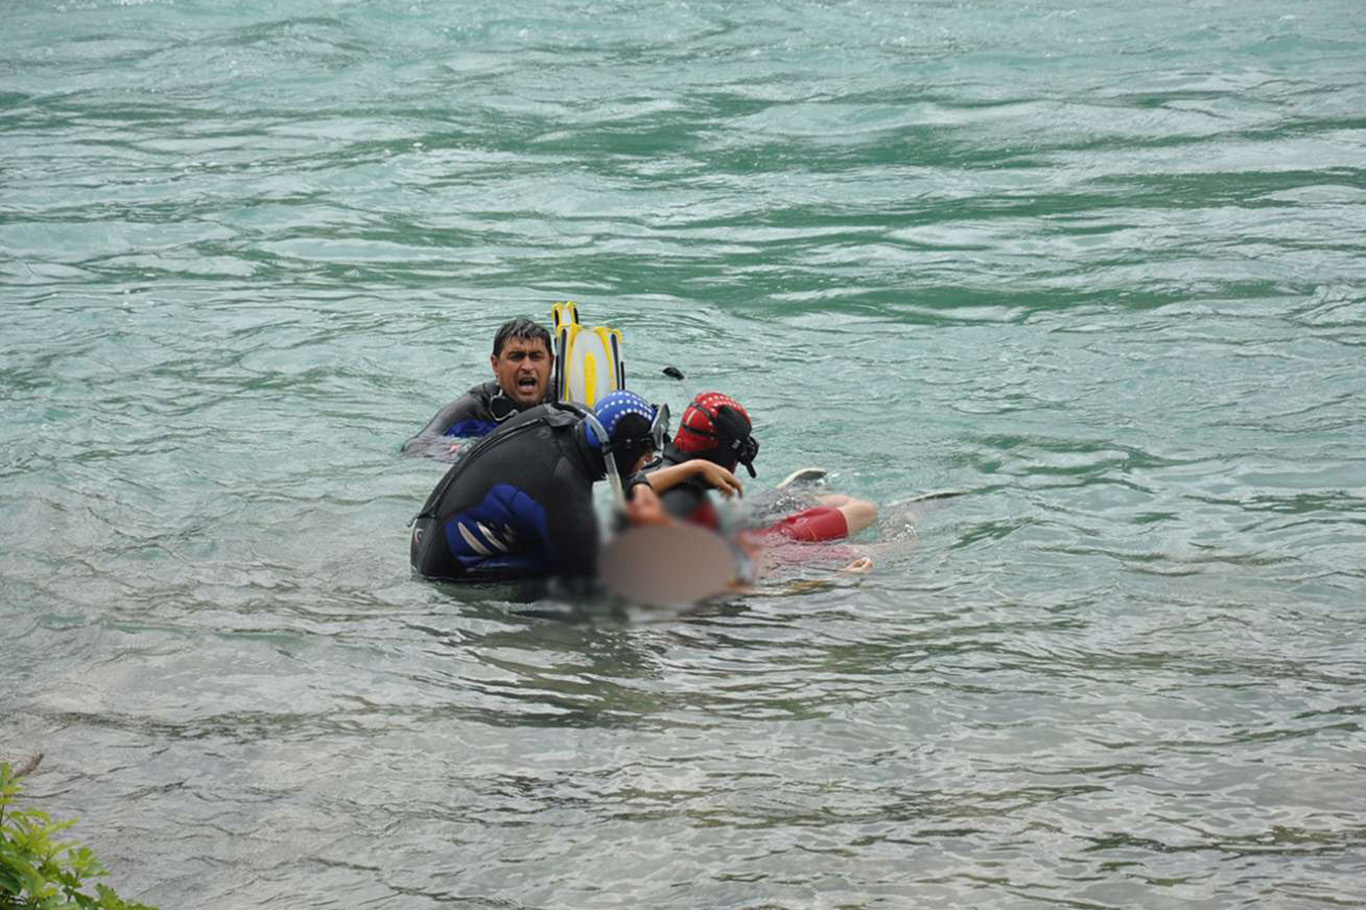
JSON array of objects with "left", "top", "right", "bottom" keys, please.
[
  {"left": 409, "top": 403, "right": 605, "bottom": 582},
  {"left": 402, "top": 381, "right": 548, "bottom": 456}
]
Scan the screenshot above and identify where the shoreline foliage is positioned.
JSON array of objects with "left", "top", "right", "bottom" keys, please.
[{"left": 1, "top": 762, "right": 156, "bottom": 910}]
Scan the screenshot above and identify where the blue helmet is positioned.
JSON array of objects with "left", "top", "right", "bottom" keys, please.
[
  {"left": 586, "top": 390, "right": 656, "bottom": 448},
  {"left": 585, "top": 391, "right": 671, "bottom": 479}
]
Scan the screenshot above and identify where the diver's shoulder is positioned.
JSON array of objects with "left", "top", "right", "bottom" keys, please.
[
  {"left": 465, "top": 379, "right": 501, "bottom": 400},
  {"left": 495, "top": 401, "right": 585, "bottom": 434}
]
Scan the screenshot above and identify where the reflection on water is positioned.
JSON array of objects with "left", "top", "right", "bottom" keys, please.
[{"left": 4, "top": 0, "right": 1366, "bottom": 906}]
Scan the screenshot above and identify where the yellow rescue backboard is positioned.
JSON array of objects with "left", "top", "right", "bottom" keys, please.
[{"left": 552, "top": 301, "right": 625, "bottom": 408}]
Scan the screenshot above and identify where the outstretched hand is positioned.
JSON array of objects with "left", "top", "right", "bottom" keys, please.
[{"left": 693, "top": 461, "right": 743, "bottom": 498}]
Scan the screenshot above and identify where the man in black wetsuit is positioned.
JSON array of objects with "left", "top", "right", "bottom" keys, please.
[
  {"left": 410, "top": 390, "right": 741, "bottom": 582},
  {"left": 402, "top": 318, "right": 554, "bottom": 458}
]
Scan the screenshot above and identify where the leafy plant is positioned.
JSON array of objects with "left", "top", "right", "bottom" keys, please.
[{"left": 0, "top": 762, "right": 157, "bottom": 910}]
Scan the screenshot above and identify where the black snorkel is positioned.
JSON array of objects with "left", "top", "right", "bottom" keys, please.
[{"left": 580, "top": 411, "right": 628, "bottom": 510}]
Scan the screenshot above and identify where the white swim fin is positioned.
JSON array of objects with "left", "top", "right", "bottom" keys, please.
[{"left": 776, "top": 467, "right": 829, "bottom": 489}]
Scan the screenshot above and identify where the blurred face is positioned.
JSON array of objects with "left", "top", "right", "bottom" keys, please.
[{"left": 491, "top": 337, "right": 553, "bottom": 407}]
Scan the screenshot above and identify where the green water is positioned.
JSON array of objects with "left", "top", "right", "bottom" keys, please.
[{"left": 4, "top": 0, "right": 1365, "bottom": 907}]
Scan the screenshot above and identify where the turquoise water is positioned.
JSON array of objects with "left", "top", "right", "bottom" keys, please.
[{"left": 4, "top": 0, "right": 1366, "bottom": 906}]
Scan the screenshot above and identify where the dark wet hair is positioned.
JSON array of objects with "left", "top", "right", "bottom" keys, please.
[{"left": 492, "top": 318, "right": 553, "bottom": 358}]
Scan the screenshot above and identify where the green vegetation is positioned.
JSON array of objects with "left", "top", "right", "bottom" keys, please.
[{"left": 1, "top": 762, "right": 156, "bottom": 910}]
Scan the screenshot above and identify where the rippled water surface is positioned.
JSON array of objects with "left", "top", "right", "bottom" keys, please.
[{"left": 4, "top": 0, "right": 1366, "bottom": 907}]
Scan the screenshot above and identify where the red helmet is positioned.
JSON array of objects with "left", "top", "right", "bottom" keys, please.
[{"left": 673, "top": 392, "right": 759, "bottom": 477}]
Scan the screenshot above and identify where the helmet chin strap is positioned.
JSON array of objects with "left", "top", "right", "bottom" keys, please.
[{"left": 581, "top": 411, "right": 627, "bottom": 512}]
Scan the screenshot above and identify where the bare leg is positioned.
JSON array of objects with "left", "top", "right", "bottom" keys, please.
[{"left": 814, "top": 495, "right": 877, "bottom": 535}]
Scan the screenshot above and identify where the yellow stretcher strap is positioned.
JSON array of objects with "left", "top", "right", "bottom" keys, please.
[{"left": 552, "top": 301, "right": 579, "bottom": 334}]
